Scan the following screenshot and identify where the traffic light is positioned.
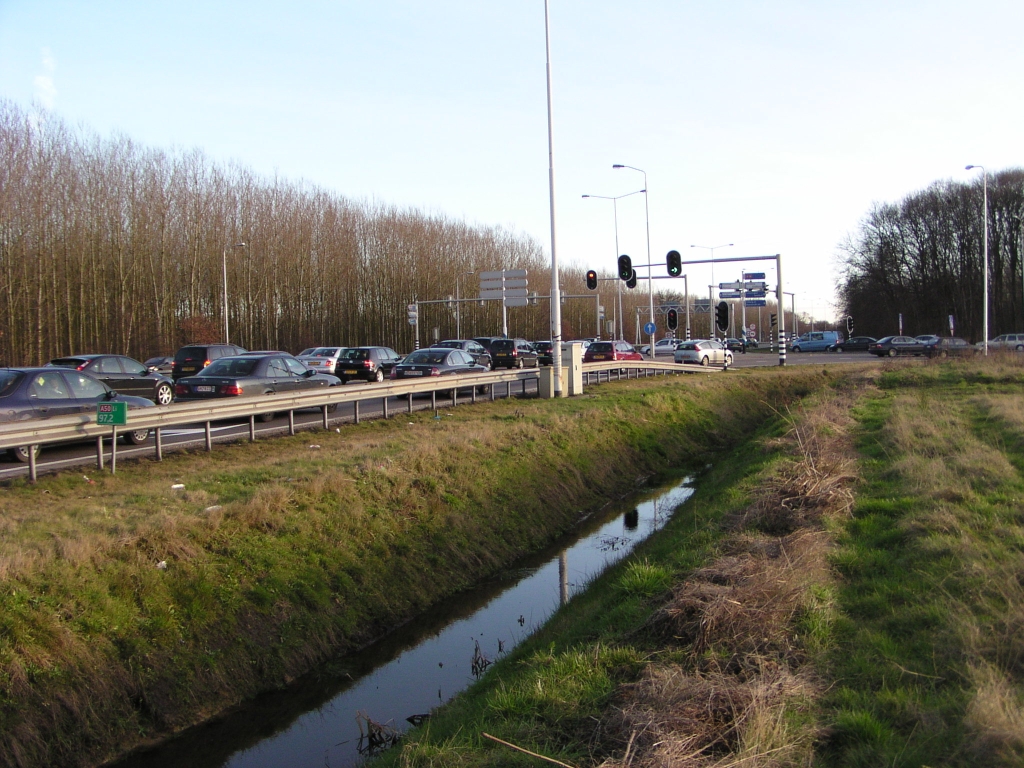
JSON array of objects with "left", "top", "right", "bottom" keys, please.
[
  {"left": 586, "top": 269, "right": 598, "bottom": 290},
  {"left": 770, "top": 313, "right": 778, "bottom": 327},
  {"left": 666, "top": 249, "right": 682, "bottom": 277},
  {"left": 626, "top": 269, "right": 637, "bottom": 289},
  {"left": 716, "top": 301, "right": 729, "bottom": 333},
  {"left": 618, "top": 254, "right": 633, "bottom": 281},
  {"left": 667, "top": 308, "right": 678, "bottom": 331},
  {"left": 846, "top": 315, "right": 854, "bottom": 335}
]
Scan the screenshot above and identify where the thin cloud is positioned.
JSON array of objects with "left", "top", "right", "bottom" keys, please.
[{"left": 34, "top": 47, "right": 57, "bottom": 109}]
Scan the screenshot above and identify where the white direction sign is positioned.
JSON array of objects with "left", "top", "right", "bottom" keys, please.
[
  {"left": 719, "top": 281, "right": 767, "bottom": 291},
  {"left": 479, "top": 269, "right": 528, "bottom": 281},
  {"left": 481, "top": 288, "right": 529, "bottom": 299},
  {"left": 480, "top": 278, "right": 528, "bottom": 290},
  {"left": 504, "top": 297, "right": 530, "bottom": 307}
]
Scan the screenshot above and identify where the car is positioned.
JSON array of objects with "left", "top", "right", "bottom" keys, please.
[
  {"left": 295, "top": 347, "right": 347, "bottom": 376},
  {"left": 567, "top": 339, "right": 594, "bottom": 350},
  {"left": 47, "top": 354, "right": 176, "bottom": 405},
  {"left": 389, "top": 348, "right": 490, "bottom": 388},
  {"left": 915, "top": 334, "right": 941, "bottom": 346},
  {"left": 743, "top": 337, "right": 759, "bottom": 349},
  {"left": 171, "top": 343, "right": 247, "bottom": 380},
  {"left": 923, "top": 337, "right": 973, "bottom": 358},
  {"left": 673, "top": 339, "right": 733, "bottom": 367},
  {"left": 173, "top": 353, "right": 340, "bottom": 420},
  {"left": 0, "top": 367, "right": 155, "bottom": 462},
  {"left": 490, "top": 338, "right": 539, "bottom": 369},
  {"left": 976, "top": 333, "right": 1024, "bottom": 351},
  {"left": 868, "top": 336, "right": 925, "bottom": 357},
  {"left": 143, "top": 355, "right": 173, "bottom": 375},
  {"left": 723, "top": 337, "right": 747, "bottom": 354},
  {"left": 472, "top": 336, "right": 507, "bottom": 352},
  {"left": 827, "top": 336, "right": 876, "bottom": 353},
  {"left": 434, "top": 339, "right": 493, "bottom": 369},
  {"left": 790, "top": 331, "right": 842, "bottom": 353},
  {"left": 583, "top": 340, "right": 644, "bottom": 363},
  {"left": 641, "top": 338, "right": 682, "bottom": 356},
  {"left": 334, "top": 347, "right": 404, "bottom": 383},
  {"left": 533, "top": 340, "right": 554, "bottom": 366}
]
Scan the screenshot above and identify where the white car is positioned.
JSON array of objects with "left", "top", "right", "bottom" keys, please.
[
  {"left": 976, "top": 333, "right": 1024, "bottom": 351},
  {"left": 673, "top": 339, "right": 733, "bottom": 367},
  {"left": 295, "top": 346, "right": 346, "bottom": 376},
  {"left": 640, "top": 338, "right": 682, "bottom": 356}
]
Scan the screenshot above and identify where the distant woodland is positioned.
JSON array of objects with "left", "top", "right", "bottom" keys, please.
[{"left": 838, "top": 168, "right": 1024, "bottom": 340}]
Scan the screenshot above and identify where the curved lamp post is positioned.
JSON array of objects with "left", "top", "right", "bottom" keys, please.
[
  {"left": 582, "top": 189, "right": 644, "bottom": 340},
  {"left": 612, "top": 164, "right": 654, "bottom": 354},
  {"left": 966, "top": 164, "right": 989, "bottom": 355}
]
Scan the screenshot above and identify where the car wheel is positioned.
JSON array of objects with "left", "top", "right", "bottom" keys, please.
[
  {"left": 835, "top": 346, "right": 844, "bottom": 353},
  {"left": 258, "top": 411, "right": 275, "bottom": 423},
  {"left": 888, "top": 348, "right": 897, "bottom": 357},
  {"left": 1016, "top": 345, "right": 1023, "bottom": 351},
  {"left": 374, "top": 369, "right": 384, "bottom": 383},
  {"left": 155, "top": 383, "right": 174, "bottom": 405},
  {"left": 793, "top": 346, "right": 801, "bottom": 353},
  {"left": 477, "top": 384, "right": 491, "bottom": 394},
  {"left": 939, "top": 350, "right": 948, "bottom": 358},
  {"left": 516, "top": 358, "right": 524, "bottom": 369},
  {"left": 123, "top": 428, "right": 150, "bottom": 446},
  {"left": 700, "top": 356, "right": 709, "bottom": 367},
  {"left": 10, "top": 444, "right": 40, "bottom": 463}
]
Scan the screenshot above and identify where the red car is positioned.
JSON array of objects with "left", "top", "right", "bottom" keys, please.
[{"left": 583, "top": 340, "right": 643, "bottom": 362}]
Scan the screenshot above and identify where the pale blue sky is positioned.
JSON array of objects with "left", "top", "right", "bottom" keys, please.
[{"left": 2, "top": 0, "right": 1022, "bottom": 325}]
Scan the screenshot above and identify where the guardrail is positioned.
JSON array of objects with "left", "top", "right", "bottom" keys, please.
[{"left": 0, "top": 359, "right": 715, "bottom": 480}]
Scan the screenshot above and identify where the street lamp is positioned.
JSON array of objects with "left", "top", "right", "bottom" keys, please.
[
  {"left": 582, "top": 189, "right": 644, "bottom": 339},
  {"left": 612, "top": 164, "right": 655, "bottom": 355},
  {"left": 966, "top": 164, "right": 989, "bottom": 355},
  {"left": 222, "top": 241, "right": 246, "bottom": 343},
  {"left": 690, "top": 243, "right": 733, "bottom": 338},
  {"left": 455, "top": 270, "right": 475, "bottom": 339}
]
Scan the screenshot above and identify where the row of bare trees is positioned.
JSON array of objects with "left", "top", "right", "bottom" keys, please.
[{"left": 838, "top": 169, "right": 1024, "bottom": 340}]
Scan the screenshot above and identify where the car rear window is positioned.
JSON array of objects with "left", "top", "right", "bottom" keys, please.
[
  {"left": 339, "top": 349, "right": 370, "bottom": 361},
  {"left": 204, "top": 358, "right": 257, "bottom": 376},
  {"left": 589, "top": 342, "right": 614, "bottom": 353},
  {"left": 0, "top": 370, "right": 23, "bottom": 397},
  {"left": 404, "top": 350, "right": 447, "bottom": 365},
  {"left": 48, "top": 357, "right": 89, "bottom": 368},
  {"left": 490, "top": 340, "right": 514, "bottom": 351},
  {"left": 175, "top": 347, "right": 207, "bottom": 362},
  {"left": 311, "top": 347, "right": 341, "bottom": 356}
]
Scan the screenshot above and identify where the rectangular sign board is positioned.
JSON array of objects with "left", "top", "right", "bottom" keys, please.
[
  {"left": 97, "top": 401, "right": 128, "bottom": 426},
  {"left": 719, "top": 291, "right": 742, "bottom": 299},
  {"left": 479, "top": 278, "right": 528, "bottom": 290},
  {"left": 743, "top": 272, "right": 766, "bottom": 280},
  {"left": 479, "top": 269, "right": 528, "bottom": 281},
  {"left": 718, "top": 281, "right": 744, "bottom": 290},
  {"left": 745, "top": 290, "right": 766, "bottom": 298},
  {"left": 744, "top": 299, "right": 767, "bottom": 307},
  {"left": 481, "top": 288, "right": 529, "bottom": 299},
  {"left": 504, "top": 297, "right": 530, "bottom": 307}
]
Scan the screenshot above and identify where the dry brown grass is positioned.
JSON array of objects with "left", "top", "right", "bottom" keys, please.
[{"left": 595, "top": 390, "right": 860, "bottom": 768}]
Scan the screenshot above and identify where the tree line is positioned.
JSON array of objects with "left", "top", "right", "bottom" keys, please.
[{"left": 838, "top": 168, "right": 1024, "bottom": 341}]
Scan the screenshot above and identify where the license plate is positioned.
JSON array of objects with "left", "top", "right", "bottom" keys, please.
[
  {"left": 496, "top": 352, "right": 508, "bottom": 357},
  {"left": 404, "top": 370, "right": 423, "bottom": 376},
  {"left": 183, "top": 366, "right": 197, "bottom": 372},
  {"left": 196, "top": 385, "right": 215, "bottom": 392},
  {"left": 309, "top": 361, "right": 322, "bottom": 366},
  {"left": 344, "top": 369, "right": 358, "bottom": 375},
  {"left": 594, "top": 354, "right": 606, "bottom": 360}
]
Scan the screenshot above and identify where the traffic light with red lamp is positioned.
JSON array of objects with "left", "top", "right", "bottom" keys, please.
[
  {"left": 586, "top": 270, "right": 598, "bottom": 291},
  {"left": 667, "top": 308, "right": 678, "bottom": 331}
]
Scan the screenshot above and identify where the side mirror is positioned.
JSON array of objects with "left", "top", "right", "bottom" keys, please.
[{"left": 304, "top": 369, "right": 315, "bottom": 377}]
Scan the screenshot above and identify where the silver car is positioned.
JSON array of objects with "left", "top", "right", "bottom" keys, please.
[
  {"left": 673, "top": 339, "right": 733, "bottom": 367},
  {"left": 295, "top": 347, "right": 346, "bottom": 376}
]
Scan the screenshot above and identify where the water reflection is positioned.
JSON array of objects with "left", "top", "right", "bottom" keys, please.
[{"left": 112, "top": 478, "right": 694, "bottom": 768}]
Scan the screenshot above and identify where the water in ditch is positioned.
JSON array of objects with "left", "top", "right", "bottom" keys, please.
[{"left": 112, "top": 476, "right": 695, "bottom": 768}]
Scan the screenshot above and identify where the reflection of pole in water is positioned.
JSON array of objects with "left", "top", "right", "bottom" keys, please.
[
  {"left": 559, "top": 550, "right": 569, "bottom": 605},
  {"left": 624, "top": 507, "right": 639, "bottom": 530}
]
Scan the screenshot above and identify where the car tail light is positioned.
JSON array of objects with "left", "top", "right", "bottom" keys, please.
[
  {"left": 221, "top": 384, "right": 243, "bottom": 395},
  {"left": 77, "top": 362, "right": 88, "bottom": 371},
  {"left": 430, "top": 367, "right": 440, "bottom": 376},
  {"left": 174, "top": 384, "right": 188, "bottom": 395},
  {"left": 363, "top": 360, "right": 373, "bottom": 369},
  {"left": 204, "top": 359, "right": 212, "bottom": 367}
]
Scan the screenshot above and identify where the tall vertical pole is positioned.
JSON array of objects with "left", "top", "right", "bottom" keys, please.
[
  {"left": 776, "top": 254, "right": 786, "bottom": 366},
  {"left": 643, "top": 182, "right": 654, "bottom": 356},
  {"left": 684, "top": 274, "right": 691, "bottom": 340},
  {"left": 983, "top": 170, "right": 989, "bottom": 355},
  {"left": 544, "top": 0, "right": 563, "bottom": 394},
  {"left": 222, "top": 246, "right": 229, "bottom": 343}
]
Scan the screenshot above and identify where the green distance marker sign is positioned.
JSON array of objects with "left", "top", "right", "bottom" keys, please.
[{"left": 97, "top": 401, "right": 128, "bottom": 426}]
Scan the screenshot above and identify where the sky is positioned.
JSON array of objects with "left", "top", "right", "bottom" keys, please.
[{"left": 1, "top": 1, "right": 1023, "bottom": 326}]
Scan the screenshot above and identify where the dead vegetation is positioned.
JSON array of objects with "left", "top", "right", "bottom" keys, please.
[{"left": 596, "top": 391, "right": 859, "bottom": 767}]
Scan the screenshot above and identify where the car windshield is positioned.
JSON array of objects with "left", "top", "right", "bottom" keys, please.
[
  {"left": 203, "top": 358, "right": 257, "bottom": 377},
  {"left": 0, "top": 370, "right": 24, "bottom": 397},
  {"left": 404, "top": 351, "right": 448, "bottom": 365}
]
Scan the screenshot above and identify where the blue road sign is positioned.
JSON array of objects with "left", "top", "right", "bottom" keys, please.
[
  {"left": 744, "top": 299, "right": 767, "bottom": 307},
  {"left": 743, "top": 272, "right": 766, "bottom": 280},
  {"left": 644, "top": 321, "right": 657, "bottom": 335}
]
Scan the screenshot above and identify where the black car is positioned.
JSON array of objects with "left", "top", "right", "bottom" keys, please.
[
  {"left": 533, "top": 341, "right": 554, "bottom": 366},
  {"left": 173, "top": 353, "right": 341, "bottom": 421},
  {"left": 0, "top": 367, "right": 154, "bottom": 462},
  {"left": 334, "top": 347, "right": 404, "bottom": 383},
  {"left": 48, "top": 354, "right": 175, "bottom": 405},
  {"left": 434, "top": 340, "right": 492, "bottom": 369},
  {"left": 390, "top": 348, "right": 489, "bottom": 389},
  {"left": 490, "top": 338, "right": 539, "bottom": 369},
  {"left": 143, "top": 355, "right": 173, "bottom": 375},
  {"left": 171, "top": 343, "right": 247, "bottom": 380},
  {"left": 923, "top": 337, "right": 973, "bottom": 358},
  {"left": 723, "top": 338, "right": 747, "bottom": 353},
  {"left": 472, "top": 336, "right": 506, "bottom": 352},
  {"left": 868, "top": 336, "right": 925, "bottom": 357},
  {"left": 828, "top": 336, "right": 876, "bottom": 353}
]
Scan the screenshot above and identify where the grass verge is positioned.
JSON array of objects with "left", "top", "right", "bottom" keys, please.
[{"left": 0, "top": 367, "right": 826, "bottom": 768}]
